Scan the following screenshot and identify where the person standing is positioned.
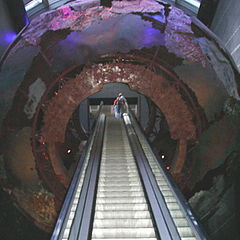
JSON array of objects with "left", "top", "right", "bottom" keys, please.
[{"left": 113, "top": 93, "right": 127, "bottom": 118}]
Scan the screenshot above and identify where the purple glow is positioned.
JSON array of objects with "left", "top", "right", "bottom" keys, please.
[
  {"left": 61, "top": 7, "right": 72, "bottom": 16},
  {"left": 143, "top": 13, "right": 165, "bottom": 23},
  {"left": 50, "top": 7, "right": 78, "bottom": 30},
  {"left": 2, "top": 32, "right": 17, "bottom": 44},
  {"left": 60, "top": 6, "right": 75, "bottom": 18},
  {"left": 142, "top": 27, "right": 164, "bottom": 47},
  {"left": 25, "top": 15, "right": 30, "bottom": 25},
  {"left": 152, "top": 14, "right": 165, "bottom": 23}
]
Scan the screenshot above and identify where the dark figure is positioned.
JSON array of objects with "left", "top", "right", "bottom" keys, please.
[{"left": 113, "top": 93, "right": 127, "bottom": 118}]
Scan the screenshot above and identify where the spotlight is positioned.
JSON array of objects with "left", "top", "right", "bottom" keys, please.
[
  {"left": 161, "top": 155, "right": 165, "bottom": 159},
  {"left": 67, "top": 149, "right": 71, "bottom": 154},
  {"left": 166, "top": 166, "right": 171, "bottom": 170}
]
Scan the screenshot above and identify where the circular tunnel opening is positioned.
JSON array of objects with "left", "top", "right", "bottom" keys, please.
[
  {"left": 28, "top": 56, "right": 205, "bottom": 198},
  {"left": 33, "top": 77, "right": 180, "bottom": 192}
]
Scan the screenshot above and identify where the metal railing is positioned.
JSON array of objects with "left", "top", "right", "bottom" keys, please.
[
  {"left": 125, "top": 110, "right": 208, "bottom": 240},
  {"left": 52, "top": 106, "right": 207, "bottom": 240},
  {"left": 51, "top": 104, "right": 105, "bottom": 240},
  {"left": 123, "top": 113, "right": 181, "bottom": 240}
]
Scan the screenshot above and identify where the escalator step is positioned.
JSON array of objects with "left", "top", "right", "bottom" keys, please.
[
  {"left": 97, "top": 191, "right": 145, "bottom": 197},
  {"left": 102, "top": 151, "right": 133, "bottom": 154},
  {"left": 100, "top": 179, "right": 141, "bottom": 183},
  {"left": 97, "top": 186, "right": 143, "bottom": 192},
  {"left": 153, "top": 172, "right": 164, "bottom": 178},
  {"left": 101, "top": 174, "right": 140, "bottom": 178},
  {"left": 100, "top": 173, "right": 140, "bottom": 178},
  {"left": 100, "top": 168, "right": 137, "bottom": 175},
  {"left": 66, "top": 219, "right": 73, "bottom": 229},
  {"left": 72, "top": 198, "right": 79, "bottom": 205},
  {"left": 71, "top": 203, "right": 77, "bottom": 211},
  {"left": 93, "top": 218, "right": 154, "bottom": 228},
  {"left": 177, "top": 238, "right": 197, "bottom": 240},
  {"left": 177, "top": 226, "right": 195, "bottom": 237},
  {"left": 94, "top": 210, "right": 151, "bottom": 219},
  {"left": 95, "top": 203, "right": 149, "bottom": 211},
  {"left": 161, "top": 190, "right": 174, "bottom": 197},
  {"left": 101, "top": 161, "right": 135, "bottom": 165},
  {"left": 92, "top": 227, "right": 156, "bottom": 238},
  {"left": 100, "top": 179, "right": 140, "bottom": 183},
  {"left": 96, "top": 197, "right": 147, "bottom": 204},
  {"left": 101, "top": 161, "right": 136, "bottom": 164},
  {"left": 155, "top": 177, "right": 166, "bottom": 182},
  {"left": 103, "top": 146, "right": 131, "bottom": 149},
  {"left": 92, "top": 238, "right": 157, "bottom": 240},
  {"left": 102, "top": 155, "right": 134, "bottom": 158},
  {"left": 173, "top": 218, "right": 190, "bottom": 227},
  {"left": 164, "top": 196, "right": 178, "bottom": 203},
  {"left": 101, "top": 159, "right": 135, "bottom": 162},
  {"left": 101, "top": 165, "right": 136, "bottom": 168},
  {"left": 100, "top": 166, "right": 137, "bottom": 170},
  {"left": 63, "top": 228, "right": 70, "bottom": 239},
  {"left": 68, "top": 211, "right": 75, "bottom": 220},
  {"left": 165, "top": 202, "right": 181, "bottom": 210},
  {"left": 168, "top": 209, "right": 185, "bottom": 218},
  {"left": 98, "top": 182, "right": 141, "bottom": 187},
  {"left": 156, "top": 180, "right": 168, "bottom": 186},
  {"left": 157, "top": 185, "right": 170, "bottom": 191},
  {"left": 98, "top": 181, "right": 141, "bottom": 186}
]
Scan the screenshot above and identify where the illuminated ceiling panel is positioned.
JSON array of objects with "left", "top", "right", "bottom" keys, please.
[{"left": 24, "top": 0, "right": 43, "bottom": 11}]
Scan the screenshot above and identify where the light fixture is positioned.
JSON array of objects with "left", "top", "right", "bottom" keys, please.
[{"left": 25, "top": 0, "right": 43, "bottom": 11}]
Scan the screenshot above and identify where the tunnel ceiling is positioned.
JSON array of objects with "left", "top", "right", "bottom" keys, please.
[{"left": 0, "top": 0, "right": 240, "bottom": 233}]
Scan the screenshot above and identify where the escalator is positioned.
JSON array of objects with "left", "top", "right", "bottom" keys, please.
[
  {"left": 92, "top": 118, "right": 156, "bottom": 239},
  {"left": 51, "top": 109, "right": 207, "bottom": 240}
]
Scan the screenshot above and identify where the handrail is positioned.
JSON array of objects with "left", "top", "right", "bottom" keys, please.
[
  {"left": 123, "top": 113, "right": 180, "bottom": 240},
  {"left": 127, "top": 109, "right": 208, "bottom": 240},
  {"left": 51, "top": 103, "right": 105, "bottom": 240},
  {"left": 71, "top": 113, "right": 105, "bottom": 240},
  {"left": 51, "top": 119, "right": 96, "bottom": 240},
  {"left": 91, "top": 101, "right": 104, "bottom": 130},
  {"left": 97, "top": 101, "right": 104, "bottom": 116}
]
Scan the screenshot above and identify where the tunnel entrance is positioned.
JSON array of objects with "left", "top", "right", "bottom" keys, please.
[
  {"left": 82, "top": 82, "right": 149, "bottom": 131},
  {"left": 29, "top": 55, "right": 206, "bottom": 203}
]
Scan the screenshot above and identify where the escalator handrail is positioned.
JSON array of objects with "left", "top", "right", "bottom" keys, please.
[
  {"left": 68, "top": 113, "right": 105, "bottom": 240},
  {"left": 128, "top": 109, "right": 208, "bottom": 240},
  {"left": 96, "top": 101, "right": 104, "bottom": 119},
  {"left": 51, "top": 104, "right": 104, "bottom": 240},
  {"left": 91, "top": 101, "right": 104, "bottom": 129},
  {"left": 123, "top": 114, "right": 181, "bottom": 240}
]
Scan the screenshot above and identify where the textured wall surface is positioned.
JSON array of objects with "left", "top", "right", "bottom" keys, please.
[
  {"left": 0, "top": 0, "right": 240, "bottom": 239},
  {"left": 0, "top": 0, "right": 17, "bottom": 56},
  {"left": 211, "top": 0, "right": 240, "bottom": 71}
]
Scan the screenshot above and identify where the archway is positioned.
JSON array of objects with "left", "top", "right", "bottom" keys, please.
[{"left": 30, "top": 55, "right": 206, "bottom": 201}]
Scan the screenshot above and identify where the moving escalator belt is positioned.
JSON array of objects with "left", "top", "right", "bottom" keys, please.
[
  {"left": 91, "top": 118, "right": 158, "bottom": 239},
  {"left": 52, "top": 113, "right": 206, "bottom": 240}
]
